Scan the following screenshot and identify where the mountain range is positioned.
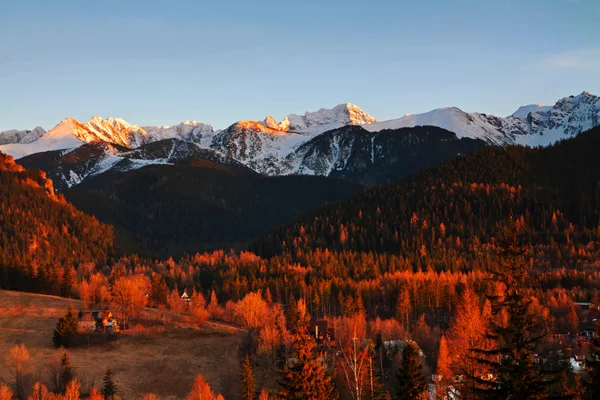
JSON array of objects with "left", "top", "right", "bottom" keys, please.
[{"left": 1, "top": 91, "right": 598, "bottom": 188}]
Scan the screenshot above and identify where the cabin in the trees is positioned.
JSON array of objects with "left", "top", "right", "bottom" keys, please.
[
  {"left": 78, "top": 310, "right": 120, "bottom": 333},
  {"left": 308, "top": 320, "right": 335, "bottom": 342},
  {"left": 181, "top": 289, "right": 191, "bottom": 304}
]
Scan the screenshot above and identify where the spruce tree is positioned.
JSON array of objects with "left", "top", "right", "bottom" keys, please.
[
  {"left": 53, "top": 306, "right": 80, "bottom": 348},
  {"left": 472, "top": 220, "right": 557, "bottom": 399},
  {"left": 277, "top": 332, "right": 336, "bottom": 400},
  {"left": 396, "top": 341, "right": 426, "bottom": 400},
  {"left": 60, "top": 351, "right": 74, "bottom": 393},
  {"left": 240, "top": 354, "right": 256, "bottom": 400},
  {"left": 102, "top": 368, "right": 117, "bottom": 400}
]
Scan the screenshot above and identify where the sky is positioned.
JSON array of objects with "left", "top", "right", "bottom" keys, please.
[{"left": 1, "top": 0, "right": 599, "bottom": 131}]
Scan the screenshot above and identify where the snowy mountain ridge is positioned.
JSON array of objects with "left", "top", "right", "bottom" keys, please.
[
  {"left": 2, "top": 92, "right": 599, "bottom": 186},
  {"left": 364, "top": 91, "right": 600, "bottom": 146}
]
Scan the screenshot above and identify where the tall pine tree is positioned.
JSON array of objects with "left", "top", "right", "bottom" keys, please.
[
  {"left": 396, "top": 341, "right": 426, "bottom": 400},
  {"left": 102, "top": 368, "right": 117, "bottom": 400}
]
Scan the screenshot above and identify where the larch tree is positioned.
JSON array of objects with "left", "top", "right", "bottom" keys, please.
[
  {"left": 88, "top": 388, "right": 103, "bottom": 400},
  {"left": 111, "top": 275, "right": 149, "bottom": 329},
  {"left": 447, "top": 287, "right": 490, "bottom": 399},
  {"left": 28, "top": 382, "right": 53, "bottom": 400},
  {"left": 240, "top": 355, "right": 256, "bottom": 400},
  {"left": 64, "top": 379, "right": 80, "bottom": 400},
  {"left": 277, "top": 332, "right": 336, "bottom": 400},
  {"left": 0, "top": 385, "right": 14, "bottom": 400},
  {"left": 234, "top": 292, "right": 271, "bottom": 329},
  {"left": 186, "top": 375, "right": 225, "bottom": 400},
  {"left": 395, "top": 288, "right": 411, "bottom": 330},
  {"left": 435, "top": 335, "right": 452, "bottom": 400},
  {"left": 6, "top": 344, "right": 31, "bottom": 400}
]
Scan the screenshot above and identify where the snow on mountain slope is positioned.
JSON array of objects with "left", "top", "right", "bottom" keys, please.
[
  {"left": 0, "top": 117, "right": 148, "bottom": 159},
  {"left": 281, "top": 125, "right": 486, "bottom": 185},
  {"left": 511, "top": 104, "right": 552, "bottom": 118},
  {"left": 364, "top": 92, "right": 600, "bottom": 146},
  {"left": 363, "top": 107, "right": 527, "bottom": 145},
  {"left": 210, "top": 120, "right": 308, "bottom": 175},
  {"left": 17, "top": 138, "right": 248, "bottom": 190},
  {"left": 0, "top": 118, "right": 86, "bottom": 159},
  {"left": 0, "top": 126, "right": 46, "bottom": 145},
  {"left": 141, "top": 121, "right": 215, "bottom": 145}
]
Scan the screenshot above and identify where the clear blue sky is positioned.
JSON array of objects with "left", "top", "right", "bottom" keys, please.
[{"left": 1, "top": 0, "right": 598, "bottom": 131}]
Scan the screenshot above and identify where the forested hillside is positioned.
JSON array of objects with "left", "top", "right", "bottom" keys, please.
[
  {"left": 254, "top": 126, "right": 600, "bottom": 268},
  {"left": 0, "top": 153, "right": 114, "bottom": 293},
  {"left": 64, "top": 158, "right": 365, "bottom": 257}
]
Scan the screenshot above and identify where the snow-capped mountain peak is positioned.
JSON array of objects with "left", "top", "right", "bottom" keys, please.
[
  {"left": 284, "top": 103, "right": 378, "bottom": 135},
  {"left": 511, "top": 104, "right": 552, "bottom": 118},
  {"left": 0, "top": 126, "right": 46, "bottom": 145},
  {"left": 365, "top": 91, "right": 600, "bottom": 147}
]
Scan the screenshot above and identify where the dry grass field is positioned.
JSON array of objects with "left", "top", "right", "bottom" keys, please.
[{"left": 0, "top": 290, "right": 244, "bottom": 399}]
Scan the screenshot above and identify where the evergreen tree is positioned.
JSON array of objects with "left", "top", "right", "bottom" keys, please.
[
  {"left": 277, "top": 332, "right": 336, "bottom": 400},
  {"left": 240, "top": 354, "right": 256, "bottom": 400},
  {"left": 102, "top": 368, "right": 117, "bottom": 400},
  {"left": 472, "top": 220, "right": 557, "bottom": 399},
  {"left": 53, "top": 306, "right": 80, "bottom": 348},
  {"left": 60, "top": 351, "right": 74, "bottom": 393},
  {"left": 396, "top": 341, "right": 426, "bottom": 400}
]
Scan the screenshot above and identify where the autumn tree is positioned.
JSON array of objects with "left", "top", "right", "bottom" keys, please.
[
  {"left": 6, "top": 344, "right": 31, "bottom": 400},
  {"left": 148, "top": 273, "right": 169, "bottom": 308},
  {"left": 277, "top": 332, "right": 336, "bottom": 400},
  {"left": 78, "top": 273, "right": 111, "bottom": 310},
  {"left": 53, "top": 306, "right": 79, "bottom": 348},
  {"left": 88, "top": 388, "right": 103, "bottom": 400},
  {"left": 396, "top": 288, "right": 411, "bottom": 330},
  {"left": 435, "top": 335, "right": 452, "bottom": 400},
  {"left": 396, "top": 342, "right": 426, "bottom": 400},
  {"left": 472, "top": 220, "right": 557, "bottom": 399},
  {"left": 0, "top": 385, "right": 13, "bottom": 400},
  {"left": 240, "top": 355, "right": 256, "bottom": 400},
  {"left": 186, "top": 375, "right": 225, "bottom": 400},
  {"left": 258, "top": 390, "right": 270, "bottom": 400},
  {"left": 235, "top": 292, "right": 271, "bottom": 329},
  {"left": 190, "top": 290, "right": 209, "bottom": 324},
  {"left": 102, "top": 368, "right": 117, "bottom": 400},
  {"left": 28, "top": 382, "right": 53, "bottom": 400},
  {"left": 143, "top": 394, "right": 160, "bottom": 400},
  {"left": 448, "top": 287, "right": 490, "bottom": 399},
  {"left": 64, "top": 380, "right": 80, "bottom": 400},
  {"left": 111, "top": 275, "right": 149, "bottom": 329}
]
